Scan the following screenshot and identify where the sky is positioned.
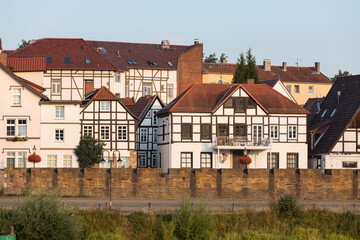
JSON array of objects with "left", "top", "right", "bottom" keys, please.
[{"left": 1, "top": 0, "right": 359, "bottom": 78}]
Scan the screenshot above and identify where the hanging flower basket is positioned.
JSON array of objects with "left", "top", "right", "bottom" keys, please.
[
  {"left": 28, "top": 153, "right": 41, "bottom": 163},
  {"left": 239, "top": 155, "right": 252, "bottom": 165}
]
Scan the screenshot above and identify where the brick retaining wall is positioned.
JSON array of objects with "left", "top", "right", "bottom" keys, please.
[{"left": 0, "top": 168, "right": 359, "bottom": 200}]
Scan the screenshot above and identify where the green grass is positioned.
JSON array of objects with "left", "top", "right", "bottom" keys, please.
[{"left": 0, "top": 195, "right": 359, "bottom": 240}]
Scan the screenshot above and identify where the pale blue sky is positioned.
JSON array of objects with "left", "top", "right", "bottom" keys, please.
[{"left": 1, "top": 0, "right": 359, "bottom": 77}]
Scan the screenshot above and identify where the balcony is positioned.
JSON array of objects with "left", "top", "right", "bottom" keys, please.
[{"left": 213, "top": 136, "right": 272, "bottom": 150}]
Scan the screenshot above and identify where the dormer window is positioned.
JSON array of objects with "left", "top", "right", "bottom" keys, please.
[
  {"left": 97, "top": 47, "right": 107, "bottom": 53},
  {"left": 65, "top": 56, "right": 71, "bottom": 64},
  {"left": 46, "top": 56, "right": 52, "bottom": 64},
  {"left": 85, "top": 57, "right": 91, "bottom": 64},
  {"left": 127, "top": 60, "right": 138, "bottom": 65},
  {"left": 168, "top": 62, "right": 173, "bottom": 67}
]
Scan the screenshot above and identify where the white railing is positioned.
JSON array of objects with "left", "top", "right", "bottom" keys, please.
[{"left": 213, "top": 136, "right": 271, "bottom": 147}]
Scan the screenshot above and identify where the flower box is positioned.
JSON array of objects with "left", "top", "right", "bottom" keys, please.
[{"left": 6, "top": 137, "right": 28, "bottom": 142}]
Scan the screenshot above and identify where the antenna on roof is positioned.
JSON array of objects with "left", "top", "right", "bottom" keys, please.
[{"left": 295, "top": 58, "right": 303, "bottom": 71}]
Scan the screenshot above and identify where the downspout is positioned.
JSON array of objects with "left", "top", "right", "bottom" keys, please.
[
  {"left": 168, "top": 114, "right": 172, "bottom": 172},
  {"left": 321, "top": 154, "right": 325, "bottom": 174}
]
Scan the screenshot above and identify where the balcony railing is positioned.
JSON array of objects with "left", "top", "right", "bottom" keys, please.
[{"left": 213, "top": 136, "right": 271, "bottom": 148}]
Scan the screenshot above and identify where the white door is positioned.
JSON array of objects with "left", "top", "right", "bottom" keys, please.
[{"left": 252, "top": 125, "right": 263, "bottom": 145}]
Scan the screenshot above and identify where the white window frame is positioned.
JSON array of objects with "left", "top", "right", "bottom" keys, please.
[
  {"left": 152, "top": 110, "right": 158, "bottom": 125},
  {"left": 140, "top": 128, "right": 148, "bottom": 143},
  {"left": 47, "top": 155, "right": 57, "bottom": 168},
  {"left": 7, "top": 152, "right": 15, "bottom": 168},
  {"left": 63, "top": 155, "right": 72, "bottom": 168},
  {"left": 142, "top": 83, "right": 152, "bottom": 96},
  {"left": 6, "top": 119, "right": 16, "bottom": 137},
  {"left": 17, "top": 119, "right": 27, "bottom": 137},
  {"left": 18, "top": 152, "right": 27, "bottom": 168},
  {"left": 12, "top": 87, "right": 21, "bottom": 106},
  {"left": 308, "top": 86, "right": 314, "bottom": 94},
  {"left": 100, "top": 101, "right": 110, "bottom": 111},
  {"left": 200, "top": 152, "right": 212, "bottom": 168},
  {"left": 252, "top": 124, "right": 263, "bottom": 144},
  {"left": 270, "top": 125, "right": 279, "bottom": 140},
  {"left": 83, "top": 125, "right": 93, "bottom": 137},
  {"left": 181, "top": 152, "right": 192, "bottom": 168},
  {"left": 288, "top": 125, "right": 298, "bottom": 140},
  {"left": 153, "top": 128, "right": 158, "bottom": 143},
  {"left": 55, "top": 106, "right": 64, "bottom": 119},
  {"left": 100, "top": 126, "right": 110, "bottom": 140},
  {"left": 55, "top": 129, "right": 64, "bottom": 142},
  {"left": 6, "top": 119, "right": 27, "bottom": 137},
  {"left": 168, "top": 84, "right": 174, "bottom": 100},
  {"left": 117, "top": 125, "right": 127, "bottom": 141},
  {"left": 138, "top": 153, "right": 147, "bottom": 168},
  {"left": 52, "top": 80, "right": 61, "bottom": 95},
  {"left": 115, "top": 74, "right": 120, "bottom": 83},
  {"left": 151, "top": 154, "right": 157, "bottom": 168}
]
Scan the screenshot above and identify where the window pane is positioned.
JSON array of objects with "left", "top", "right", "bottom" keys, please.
[
  {"left": 200, "top": 153, "right": 212, "bottom": 168},
  {"left": 181, "top": 153, "right": 192, "bottom": 168},
  {"left": 137, "top": 154, "right": 147, "bottom": 168},
  {"left": 235, "top": 124, "right": 246, "bottom": 137},
  {"left": 100, "top": 126, "right": 110, "bottom": 140},
  {"left": 7, "top": 152, "right": 15, "bottom": 168},
  {"left": 287, "top": 153, "right": 298, "bottom": 168},
  {"left": 153, "top": 128, "right": 158, "bottom": 143},
  {"left": 118, "top": 125, "right": 127, "bottom": 140},
  {"left": 140, "top": 128, "right": 147, "bottom": 142},
  {"left": 217, "top": 125, "right": 228, "bottom": 137},
  {"left": 18, "top": 152, "right": 27, "bottom": 168},
  {"left": 267, "top": 153, "right": 279, "bottom": 168},
  {"left": 47, "top": 155, "right": 57, "bottom": 168},
  {"left": 63, "top": 155, "right": 72, "bottom": 168},
  {"left": 182, "top": 124, "right": 192, "bottom": 139},
  {"left": 201, "top": 124, "right": 211, "bottom": 139}
]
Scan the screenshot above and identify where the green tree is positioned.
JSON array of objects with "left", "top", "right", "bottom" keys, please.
[
  {"left": 331, "top": 69, "right": 352, "bottom": 81},
  {"left": 219, "top": 53, "right": 228, "bottom": 63},
  {"left": 232, "top": 48, "right": 259, "bottom": 84},
  {"left": 204, "top": 53, "right": 218, "bottom": 63},
  {"left": 17, "top": 39, "right": 31, "bottom": 50},
  {"left": 74, "top": 136, "right": 105, "bottom": 168},
  {"left": 233, "top": 53, "right": 246, "bottom": 83}
]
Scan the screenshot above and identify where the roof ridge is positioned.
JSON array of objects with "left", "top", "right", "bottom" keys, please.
[{"left": 86, "top": 40, "right": 190, "bottom": 47}]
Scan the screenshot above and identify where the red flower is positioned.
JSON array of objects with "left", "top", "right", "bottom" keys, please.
[
  {"left": 28, "top": 153, "right": 41, "bottom": 163},
  {"left": 239, "top": 156, "right": 252, "bottom": 165}
]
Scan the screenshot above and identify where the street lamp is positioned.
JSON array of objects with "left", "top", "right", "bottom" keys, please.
[{"left": 100, "top": 150, "right": 122, "bottom": 209}]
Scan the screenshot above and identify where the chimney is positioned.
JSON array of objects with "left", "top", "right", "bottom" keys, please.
[
  {"left": 315, "top": 62, "right": 320, "bottom": 74},
  {"left": 0, "top": 52, "right": 7, "bottom": 66},
  {"left": 161, "top": 40, "right": 170, "bottom": 49},
  {"left": 246, "top": 79, "right": 254, "bottom": 84},
  {"left": 337, "top": 91, "right": 341, "bottom": 103},
  {"left": 282, "top": 62, "right": 287, "bottom": 71},
  {"left": 263, "top": 59, "right": 271, "bottom": 71},
  {"left": 194, "top": 40, "right": 199, "bottom": 45},
  {"left": 221, "top": 58, "right": 227, "bottom": 63}
]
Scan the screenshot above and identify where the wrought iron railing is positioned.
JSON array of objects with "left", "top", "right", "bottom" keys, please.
[{"left": 213, "top": 136, "right": 271, "bottom": 147}]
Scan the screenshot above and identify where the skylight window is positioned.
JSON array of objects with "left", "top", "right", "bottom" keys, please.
[
  {"left": 330, "top": 108, "right": 337, "bottom": 118},
  {"left": 155, "top": 45, "right": 161, "bottom": 50},
  {"left": 20, "top": 56, "right": 32, "bottom": 58},
  {"left": 168, "top": 62, "right": 173, "bottom": 67},
  {"left": 148, "top": 61, "right": 158, "bottom": 66},
  {"left": 127, "top": 60, "right": 138, "bottom": 65},
  {"left": 85, "top": 57, "right": 91, "bottom": 64},
  {"left": 321, "top": 109, "right": 327, "bottom": 118},
  {"left": 97, "top": 47, "right": 107, "bottom": 53},
  {"left": 46, "top": 56, "right": 52, "bottom": 64},
  {"left": 65, "top": 56, "right": 71, "bottom": 64}
]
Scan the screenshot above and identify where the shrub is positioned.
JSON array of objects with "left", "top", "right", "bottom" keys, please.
[
  {"left": 7, "top": 193, "right": 82, "bottom": 240},
  {"left": 127, "top": 211, "right": 160, "bottom": 240},
  {"left": 172, "top": 200, "right": 213, "bottom": 240},
  {"left": 272, "top": 194, "right": 300, "bottom": 218}
]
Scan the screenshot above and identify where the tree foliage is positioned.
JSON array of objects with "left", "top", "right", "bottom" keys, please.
[
  {"left": 219, "top": 53, "right": 228, "bottom": 63},
  {"left": 331, "top": 69, "right": 352, "bottom": 81},
  {"left": 74, "top": 136, "right": 105, "bottom": 168},
  {"left": 17, "top": 39, "right": 31, "bottom": 50},
  {"left": 204, "top": 53, "right": 218, "bottom": 63},
  {"left": 232, "top": 48, "right": 260, "bottom": 84}
]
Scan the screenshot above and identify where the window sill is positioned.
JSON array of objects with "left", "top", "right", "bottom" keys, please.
[{"left": 11, "top": 105, "right": 22, "bottom": 107}]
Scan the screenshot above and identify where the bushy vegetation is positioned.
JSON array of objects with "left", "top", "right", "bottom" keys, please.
[{"left": 0, "top": 194, "right": 359, "bottom": 239}]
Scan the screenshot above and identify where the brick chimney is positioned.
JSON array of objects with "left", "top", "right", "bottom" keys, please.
[
  {"left": 161, "top": 40, "right": 170, "bottom": 49},
  {"left": 263, "top": 59, "right": 271, "bottom": 71},
  {"left": 194, "top": 40, "right": 199, "bottom": 45},
  {"left": 282, "top": 62, "right": 287, "bottom": 71},
  {"left": 0, "top": 52, "right": 7, "bottom": 66},
  {"left": 246, "top": 79, "right": 254, "bottom": 84},
  {"left": 315, "top": 62, "right": 320, "bottom": 74},
  {"left": 221, "top": 58, "right": 227, "bottom": 63}
]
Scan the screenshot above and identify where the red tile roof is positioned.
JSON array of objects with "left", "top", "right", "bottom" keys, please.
[
  {"left": 7, "top": 57, "right": 46, "bottom": 72},
  {"left": 86, "top": 40, "right": 192, "bottom": 71},
  {"left": 158, "top": 83, "right": 308, "bottom": 115},
  {"left": 202, "top": 63, "right": 332, "bottom": 84},
  {"left": 8, "top": 39, "right": 117, "bottom": 71},
  {"left": 90, "top": 86, "right": 118, "bottom": 100},
  {"left": 18, "top": 77, "right": 45, "bottom": 93},
  {"left": 119, "top": 97, "right": 135, "bottom": 107}
]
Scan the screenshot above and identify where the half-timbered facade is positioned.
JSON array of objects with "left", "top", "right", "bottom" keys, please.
[
  {"left": 157, "top": 83, "right": 309, "bottom": 172},
  {"left": 308, "top": 75, "right": 360, "bottom": 169},
  {"left": 80, "top": 87, "right": 138, "bottom": 168},
  {"left": 131, "top": 95, "right": 164, "bottom": 168}
]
